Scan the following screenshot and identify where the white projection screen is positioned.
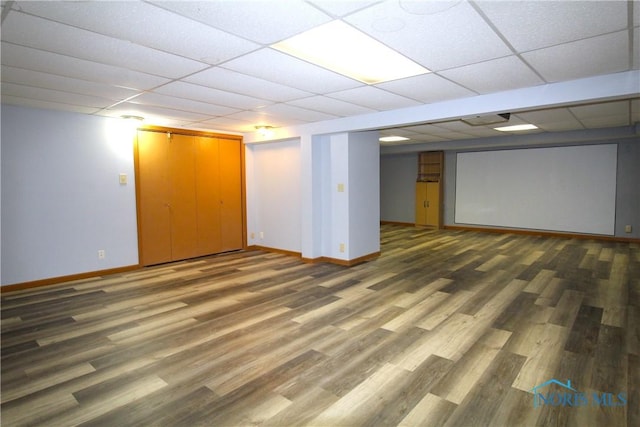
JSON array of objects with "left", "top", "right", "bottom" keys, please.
[{"left": 455, "top": 144, "right": 617, "bottom": 235}]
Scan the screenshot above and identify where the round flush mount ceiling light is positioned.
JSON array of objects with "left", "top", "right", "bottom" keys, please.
[{"left": 120, "top": 115, "right": 144, "bottom": 121}]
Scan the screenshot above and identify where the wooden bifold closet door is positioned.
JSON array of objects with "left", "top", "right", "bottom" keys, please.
[{"left": 136, "top": 130, "right": 243, "bottom": 266}]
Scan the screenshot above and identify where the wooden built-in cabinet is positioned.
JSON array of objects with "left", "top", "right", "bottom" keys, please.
[
  {"left": 136, "top": 129, "right": 243, "bottom": 266},
  {"left": 415, "top": 151, "right": 443, "bottom": 228}
]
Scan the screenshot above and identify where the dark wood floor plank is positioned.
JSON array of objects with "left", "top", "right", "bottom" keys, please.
[{"left": 1, "top": 225, "right": 637, "bottom": 426}]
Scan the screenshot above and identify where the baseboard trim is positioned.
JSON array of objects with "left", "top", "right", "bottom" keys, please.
[
  {"left": 247, "top": 245, "right": 380, "bottom": 267},
  {"left": 380, "top": 220, "right": 415, "bottom": 227},
  {"left": 245, "top": 245, "right": 302, "bottom": 258},
  {"left": 444, "top": 225, "right": 640, "bottom": 243},
  {"left": 1, "top": 264, "right": 141, "bottom": 294},
  {"left": 302, "top": 251, "right": 381, "bottom": 266}
]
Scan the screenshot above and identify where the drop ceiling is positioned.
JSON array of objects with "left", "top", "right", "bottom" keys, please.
[{"left": 1, "top": 0, "right": 639, "bottom": 146}]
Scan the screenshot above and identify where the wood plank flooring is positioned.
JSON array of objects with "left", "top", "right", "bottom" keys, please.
[{"left": 2, "top": 225, "right": 638, "bottom": 426}]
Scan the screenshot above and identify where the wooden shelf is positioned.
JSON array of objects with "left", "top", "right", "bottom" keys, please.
[{"left": 417, "top": 151, "right": 443, "bottom": 182}]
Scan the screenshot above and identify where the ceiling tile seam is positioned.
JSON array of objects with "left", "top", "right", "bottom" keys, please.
[
  {"left": 12, "top": 5, "right": 276, "bottom": 71},
  {"left": 218, "top": 47, "right": 369, "bottom": 95},
  {"left": 0, "top": 78, "right": 132, "bottom": 107},
  {"left": 0, "top": 39, "right": 193, "bottom": 83},
  {"left": 468, "top": 0, "right": 547, "bottom": 83},
  {"left": 100, "top": 94, "right": 247, "bottom": 120},
  {"left": 8, "top": 9, "right": 242, "bottom": 74},
  {"left": 0, "top": 63, "right": 131, "bottom": 94},
  {"left": 1, "top": 92, "right": 107, "bottom": 111},
  {"left": 173, "top": 64, "right": 320, "bottom": 105},
  {"left": 303, "top": 0, "right": 384, "bottom": 20},
  {"left": 1, "top": 0, "right": 14, "bottom": 24}
]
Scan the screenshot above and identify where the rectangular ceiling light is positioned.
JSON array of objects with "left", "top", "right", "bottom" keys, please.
[
  {"left": 272, "top": 21, "right": 430, "bottom": 85},
  {"left": 494, "top": 124, "right": 539, "bottom": 132},
  {"left": 379, "top": 136, "right": 410, "bottom": 142}
]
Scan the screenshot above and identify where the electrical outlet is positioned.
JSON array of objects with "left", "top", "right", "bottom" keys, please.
[
  {"left": 625, "top": 225, "right": 632, "bottom": 233},
  {"left": 339, "top": 243, "right": 345, "bottom": 253},
  {"left": 250, "top": 232, "right": 255, "bottom": 239},
  {"left": 98, "top": 249, "right": 106, "bottom": 260},
  {"left": 259, "top": 232, "right": 264, "bottom": 239}
]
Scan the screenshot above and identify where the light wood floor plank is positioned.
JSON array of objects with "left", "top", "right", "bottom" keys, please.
[{"left": 1, "top": 225, "right": 636, "bottom": 426}]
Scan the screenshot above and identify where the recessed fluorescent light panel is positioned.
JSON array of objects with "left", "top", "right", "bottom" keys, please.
[
  {"left": 494, "top": 124, "right": 539, "bottom": 132},
  {"left": 379, "top": 136, "right": 410, "bottom": 142},
  {"left": 272, "top": 21, "right": 430, "bottom": 84}
]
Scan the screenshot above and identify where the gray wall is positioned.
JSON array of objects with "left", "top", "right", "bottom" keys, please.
[
  {"left": 1, "top": 105, "right": 139, "bottom": 285},
  {"left": 380, "top": 152, "right": 418, "bottom": 223},
  {"left": 381, "top": 139, "right": 640, "bottom": 239}
]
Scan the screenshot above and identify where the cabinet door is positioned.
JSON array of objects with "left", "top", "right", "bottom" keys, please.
[
  {"left": 168, "top": 134, "right": 198, "bottom": 261},
  {"left": 425, "top": 182, "right": 440, "bottom": 227},
  {"left": 219, "top": 138, "right": 243, "bottom": 252},
  {"left": 195, "top": 136, "right": 222, "bottom": 256},
  {"left": 415, "top": 182, "right": 428, "bottom": 226},
  {"left": 137, "top": 131, "right": 172, "bottom": 265}
]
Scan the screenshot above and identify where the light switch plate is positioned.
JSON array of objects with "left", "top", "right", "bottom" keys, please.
[{"left": 119, "top": 173, "right": 127, "bottom": 185}]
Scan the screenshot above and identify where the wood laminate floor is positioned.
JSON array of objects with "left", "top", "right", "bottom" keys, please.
[{"left": 1, "top": 225, "right": 638, "bottom": 426}]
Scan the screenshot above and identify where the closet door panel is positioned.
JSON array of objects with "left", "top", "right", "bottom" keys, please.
[
  {"left": 426, "top": 182, "right": 440, "bottom": 227},
  {"left": 415, "top": 182, "right": 427, "bottom": 226},
  {"left": 218, "top": 138, "right": 243, "bottom": 251},
  {"left": 137, "top": 131, "right": 172, "bottom": 265},
  {"left": 195, "top": 136, "right": 222, "bottom": 256},
  {"left": 168, "top": 134, "right": 198, "bottom": 260}
]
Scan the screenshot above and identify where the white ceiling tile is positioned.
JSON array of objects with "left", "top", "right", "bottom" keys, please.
[
  {"left": 1, "top": 82, "right": 115, "bottom": 109},
  {"left": 1, "top": 42, "right": 171, "bottom": 91},
  {"left": 288, "top": 95, "right": 376, "bottom": 116},
  {"left": 307, "top": 0, "right": 382, "bottom": 17},
  {"left": 439, "top": 56, "right": 545, "bottom": 94},
  {"left": 255, "top": 103, "right": 339, "bottom": 122},
  {"left": 522, "top": 31, "right": 629, "bottom": 82},
  {"left": 327, "top": 86, "right": 421, "bottom": 110},
  {"left": 400, "top": 123, "right": 451, "bottom": 134},
  {"left": 1, "top": 95, "right": 100, "bottom": 115},
  {"left": 579, "top": 115, "right": 630, "bottom": 129},
  {"left": 1, "top": 66, "right": 140, "bottom": 101},
  {"left": 222, "top": 48, "right": 364, "bottom": 93},
  {"left": 376, "top": 73, "right": 476, "bottom": 103},
  {"left": 105, "top": 103, "right": 212, "bottom": 124},
  {"left": 154, "top": 82, "right": 274, "bottom": 110},
  {"left": 183, "top": 68, "right": 312, "bottom": 102},
  {"left": 345, "top": 0, "right": 512, "bottom": 71},
  {"left": 130, "top": 93, "right": 241, "bottom": 117},
  {"left": 631, "top": 99, "right": 640, "bottom": 123},
  {"left": 14, "top": 1, "right": 260, "bottom": 65},
  {"left": 476, "top": 0, "right": 628, "bottom": 52},
  {"left": 379, "top": 128, "right": 422, "bottom": 138},
  {"left": 226, "top": 110, "right": 309, "bottom": 128},
  {"left": 149, "top": 0, "right": 332, "bottom": 44},
  {"left": 570, "top": 100, "right": 629, "bottom": 120},
  {"left": 2, "top": 12, "right": 208, "bottom": 78},
  {"left": 431, "top": 121, "right": 502, "bottom": 137},
  {"left": 515, "top": 108, "right": 584, "bottom": 132},
  {"left": 196, "top": 116, "right": 257, "bottom": 133}
]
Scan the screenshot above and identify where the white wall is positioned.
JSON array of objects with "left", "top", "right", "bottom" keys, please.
[
  {"left": 246, "top": 131, "right": 379, "bottom": 262},
  {"left": 347, "top": 131, "right": 380, "bottom": 259},
  {"left": 245, "top": 139, "right": 302, "bottom": 252},
  {"left": 1, "top": 105, "right": 139, "bottom": 285}
]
